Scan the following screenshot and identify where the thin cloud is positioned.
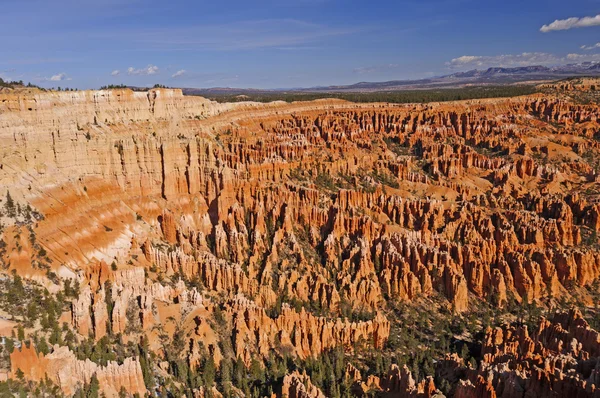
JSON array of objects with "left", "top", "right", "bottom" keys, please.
[
  {"left": 127, "top": 65, "right": 159, "bottom": 75},
  {"left": 353, "top": 64, "right": 400, "bottom": 74},
  {"left": 204, "top": 75, "right": 240, "bottom": 85},
  {"left": 581, "top": 43, "right": 600, "bottom": 51},
  {"left": 163, "top": 70, "right": 240, "bottom": 84},
  {"left": 111, "top": 69, "right": 120, "bottom": 76},
  {"left": 566, "top": 53, "right": 600, "bottom": 62},
  {"left": 541, "top": 14, "right": 600, "bottom": 32},
  {"left": 104, "top": 19, "right": 360, "bottom": 51},
  {"left": 0, "top": 69, "right": 20, "bottom": 82},
  {"left": 447, "top": 52, "right": 562, "bottom": 69},
  {"left": 447, "top": 52, "right": 600, "bottom": 70},
  {"left": 171, "top": 69, "right": 186, "bottom": 78},
  {"left": 0, "top": 57, "right": 75, "bottom": 66}
]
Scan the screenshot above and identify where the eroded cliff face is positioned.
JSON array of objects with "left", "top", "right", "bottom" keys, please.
[
  {"left": 280, "top": 371, "right": 327, "bottom": 398},
  {"left": 443, "top": 309, "right": 600, "bottom": 398},
  {"left": 0, "top": 87, "right": 599, "bottom": 397},
  {"left": 10, "top": 344, "right": 146, "bottom": 397}
]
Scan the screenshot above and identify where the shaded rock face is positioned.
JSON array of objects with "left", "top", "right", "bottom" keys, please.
[
  {"left": 443, "top": 309, "right": 600, "bottom": 398},
  {"left": 0, "top": 87, "right": 600, "bottom": 396},
  {"left": 343, "top": 362, "right": 437, "bottom": 398},
  {"left": 227, "top": 295, "right": 390, "bottom": 363},
  {"left": 280, "top": 371, "right": 327, "bottom": 398}
]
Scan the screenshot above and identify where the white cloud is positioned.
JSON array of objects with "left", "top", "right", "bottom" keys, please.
[
  {"left": 127, "top": 65, "right": 159, "bottom": 75},
  {"left": 566, "top": 53, "right": 600, "bottom": 62},
  {"left": 47, "top": 73, "right": 71, "bottom": 81},
  {"left": 446, "top": 52, "right": 600, "bottom": 70},
  {"left": 581, "top": 43, "right": 600, "bottom": 51},
  {"left": 541, "top": 14, "right": 600, "bottom": 32},
  {"left": 111, "top": 69, "right": 120, "bottom": 76},
  {"left": 447, "top": 52, "right": 562, "bottom": 69},
  {"left": 171, "top": 69, "right": 186, "bottom": 78},
  {"left": 449, "top": 56, "right": 482, "bottom": 66}
]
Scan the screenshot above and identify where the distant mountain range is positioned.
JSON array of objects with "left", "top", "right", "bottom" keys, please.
[{"left": 182, "top": 63, "right": 600, "bottom": 96}]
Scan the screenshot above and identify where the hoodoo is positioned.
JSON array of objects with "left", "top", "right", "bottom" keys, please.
[{"left": 0, "top": 82, "right": 599, "bottom": 397}]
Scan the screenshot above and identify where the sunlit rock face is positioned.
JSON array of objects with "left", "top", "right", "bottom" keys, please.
[{"left": 1, "top": 86, "right": 599, "bottom": 397}]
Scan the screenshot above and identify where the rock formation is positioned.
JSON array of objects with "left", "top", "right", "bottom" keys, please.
[
  {"left": 280, "top": 371, "right": 326, "bottom": 398},
  {"left": 443, "top": 309, "right": 600, "bottom": 398},
  {"left": 0, "top": 84, "right": 599, "bottom": 396},
  {"left": 10, "top": 344, "right": 146, "bottom": 397}
]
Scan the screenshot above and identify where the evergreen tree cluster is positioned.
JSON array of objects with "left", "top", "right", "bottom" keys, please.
[{"left": 195, "top": 85, "right": 538, "bottom": 104}]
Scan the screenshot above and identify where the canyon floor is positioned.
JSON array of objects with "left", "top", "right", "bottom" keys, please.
[{"left": 0, "top": 81, "right": 598, "bottom": 398}]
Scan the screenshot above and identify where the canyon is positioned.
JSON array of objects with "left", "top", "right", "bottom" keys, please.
[{"left": 0, "top": 84, "right": 598, "bottom": 397}]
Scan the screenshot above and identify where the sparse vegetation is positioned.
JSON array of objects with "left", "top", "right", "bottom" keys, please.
[
  {"left": 191, "top": 85, "right": 538, "bottom": 104},
  {"left": 0, "top": 78, "right": 42, "bottom": 90}
]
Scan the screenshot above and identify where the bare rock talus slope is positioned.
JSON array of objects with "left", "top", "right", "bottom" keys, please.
[{"left": 0, "top": 86, "right": 599, "bottom": 397}]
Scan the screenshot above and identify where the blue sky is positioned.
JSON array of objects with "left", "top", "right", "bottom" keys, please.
[{"left": 1, "top": 0, "right": 600, "bottom": 89}]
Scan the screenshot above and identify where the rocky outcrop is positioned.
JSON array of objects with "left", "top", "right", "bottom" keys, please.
[
  {"left": 10, "top": 344, "right": 146, "bottom": 397},
  {"left": 344, "top": 363, "right": 438, "bottom": 397},
  {"left": 280, "top": 371, "right": 326, "bottom": 398},
  {"left": 2, "top": 87, "right": 600, "bottom": 395},
  {"left": 439, "top": 309, "right": 600, "bottom": 398},
  {"left": 379, "top": 364, "right": 437, "bottom": 397},
  {"left": 228, "top": 295, "right": 389, "bottom": 363}
]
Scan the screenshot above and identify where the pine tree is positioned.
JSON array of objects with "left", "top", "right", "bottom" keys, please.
[
  {"left": 249, "top": 358, "right": 264, "bottom": 384},
  {"left": 139, "top": 336, "right": 155, "bottom": 389},
  {"left": 460, "top": 344, "right": 470, "bottom": 362},
  {"left": 219, "top": 357, "right": 232, "bottom": 384},
  {"left": 17, "top": 325, "right": 24, "bottom": 341},
  {"left": 88, "top": 374, "right": 100, "bottom": 398},
  {"left": 5, "top": 338, "right": 14, "bottom": 354},
  {"left": 38, "top": 336, "right": 49, "bottom": 355},
  {"left": 15, "top": 368, "right": 24, "bottom": 380},
  {"left": 203, "top": 357, "right": 216, "bottom": 388},
  {"left": 233, "top": 357, "right": 245, "bottom": 387},
  {"left": 5, "top": 191, "right": 15, "bottom": 218}
]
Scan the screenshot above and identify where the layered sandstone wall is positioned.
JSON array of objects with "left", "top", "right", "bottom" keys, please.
[{"left": 1, "top": 87, "right": 600, "bottom": 396}]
